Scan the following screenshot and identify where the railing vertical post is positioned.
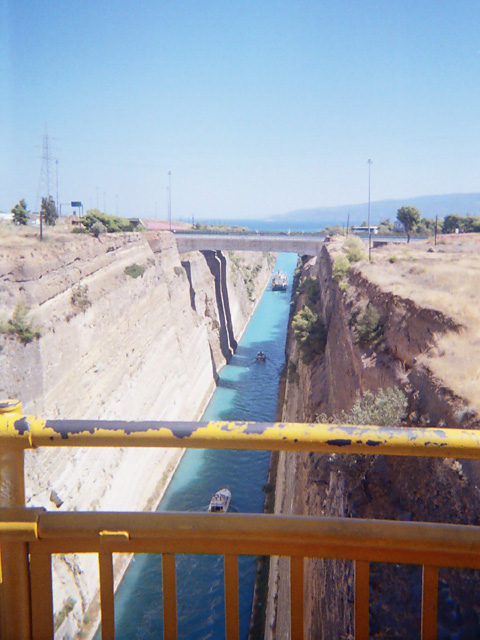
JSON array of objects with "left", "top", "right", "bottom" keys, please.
[
  {"left": 354, "top": 560, "right": 370, "bottom": 640},
  {"left": 421, "top": 566, "right": 438, "bottom": 640},
  {"left": 0, "top": 400, "right": 31, "bottom": 639},
  {"left": 224, "top": 555, "right": 239, "bottom": 640},
  {"left": 290, "top": 556, "right": 304, "bottom": 640},
  {"left": 162, "top": 553, "right": 178, "bottom": 640}
]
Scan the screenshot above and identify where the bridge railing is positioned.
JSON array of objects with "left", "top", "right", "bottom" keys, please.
[{"left": 1, "top": 400, "right": 480, "bottom": 640}]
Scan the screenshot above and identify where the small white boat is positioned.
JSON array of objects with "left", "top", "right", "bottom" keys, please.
[
  {"left": 208, "top": 488, "right": 232, "bottom": 513},
  {"left": 272, "top": 271, "right": 288, "bottom": 291}
]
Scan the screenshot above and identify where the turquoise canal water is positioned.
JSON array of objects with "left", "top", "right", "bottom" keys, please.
[{"left": 109, "top": 253, "right": 298, "bottom": 640}]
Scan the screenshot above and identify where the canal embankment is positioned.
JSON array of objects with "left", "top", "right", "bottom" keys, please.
[
  {"left": 0, "top": 230, "right": 274, "bottom": 639},
  {"left": 266, "top": 235, "right": 480, "bottom": 639}
]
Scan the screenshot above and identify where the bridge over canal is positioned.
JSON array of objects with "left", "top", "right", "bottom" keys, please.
[{"left": 173, "top": 231, "right": 324, "bottom": 256}]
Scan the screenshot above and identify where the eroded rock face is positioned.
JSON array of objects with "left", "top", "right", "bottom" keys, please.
[
  {"left": 0, "top": 231, "right": 273, "bottom": 639},
  {"left": 266, "top": 243, "right": 480, "bottom": 640}
]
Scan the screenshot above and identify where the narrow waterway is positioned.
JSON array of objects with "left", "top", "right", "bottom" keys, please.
[{"left": 111, "top": 252, "right": 298, "bottom": 640}]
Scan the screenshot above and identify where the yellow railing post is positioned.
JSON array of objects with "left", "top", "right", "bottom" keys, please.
[{"left": 0, "top": 400, "right": 31, "bottom": 640}]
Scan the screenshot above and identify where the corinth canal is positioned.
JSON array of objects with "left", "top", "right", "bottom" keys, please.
[{"left": 107, "top": 252, "right": 298, "bottom": 640}]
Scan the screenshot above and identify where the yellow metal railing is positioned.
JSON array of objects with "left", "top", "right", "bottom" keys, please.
[{"left": 1, "top": 400, "right": 480, "bottom": 639}]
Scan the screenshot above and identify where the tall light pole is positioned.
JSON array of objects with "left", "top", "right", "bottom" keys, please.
[
  {"left": 55, "top": 159, "right": 59, "bottom": 216},
  {"left": 167, "top": 171, "right": 172, "bottom": 231},
  {"left": 367, "top": 159, "right": 373, "bottom": 261}
]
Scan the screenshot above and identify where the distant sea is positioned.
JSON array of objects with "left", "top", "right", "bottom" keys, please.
[{"left": 200, "top": 217, "right": 332, "bottom": 233}]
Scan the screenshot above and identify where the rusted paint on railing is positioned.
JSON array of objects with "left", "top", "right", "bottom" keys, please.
[{"left": 2, "top": 408, "right": 480, "bottom": 458}]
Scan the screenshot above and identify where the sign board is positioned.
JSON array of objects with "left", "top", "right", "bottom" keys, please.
[{"left": 71, "top": 201, "right": 82, "bottom": 207}]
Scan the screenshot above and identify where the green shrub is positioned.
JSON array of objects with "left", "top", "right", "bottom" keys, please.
[
  {"left": 343, "top": 388, "right": 407, "bottom": 427},
  {"left": 81, "top": 210, "right": 134, "bottom": 233},
  {"left": 193, "top": 222, "right": 250, "bottom": 233},
  {"left": 54, "top": 596, "right": 76, "bottom": 632},
  {"left": 70, "top": 284, "right": 91, "bottom": 312},
  {"left": 343, "top": 236, "right": 366, "bottom": 262},
  {"left": 287, "top": 361, "right": 300, "bottom": 384},
  {"left": 324, "top": 225, "right": 344, "bottom": 236},
  {"left": 292, "top": 306, "right": 327, "bottom": 362},
  {"left": 332, "top": 255, "right": 350, "bottom": 282},
  {"left": 124, "top": 263, "right": 145, "bottom": 278},
  {"left": 90, "top": 221, "right": 107, "bottom": 237},
  {"left": 71, "top": 226, "right": 89, "bottom": 234},
  {"left": 301, "top": 276, "right": 320, "bottom": 306},
  {"left": 317, "top": 387, "right": 407, "bottom": 427},
  {"left": 354, "top": 303, "right": 383, "bottom": 346},
  {"left": 0, "top": 302, "right": 41, "bottom": 345},
  {"left": 388, "top": 254, "right": 398, "bottom": 263}
]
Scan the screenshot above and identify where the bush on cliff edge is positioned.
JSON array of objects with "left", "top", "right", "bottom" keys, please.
[
  {"left": 292, "top": 306, "right": 327, "bottom": 363},
  {"left": 0, "top": 302, "right": 41, "bottom": 345}
]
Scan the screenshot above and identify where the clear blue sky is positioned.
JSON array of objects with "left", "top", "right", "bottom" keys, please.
[{"left": 1, "top": 0, "right": 479, "bottom": 220}]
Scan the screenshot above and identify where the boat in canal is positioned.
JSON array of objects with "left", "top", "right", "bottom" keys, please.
[
  {"left": 256, "top": 351, "right": 266, "bottom": 362},
  {"left": 208, "top": 488, "right": 232, "bottom": 513},
  {"left": 271, "top": 271, "right": 288, "bottom": 291}
]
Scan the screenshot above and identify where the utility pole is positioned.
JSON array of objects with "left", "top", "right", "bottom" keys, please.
[
  {"left": 167, "top": 171, "right": 172, "bottom": 231},
  {"left": 41, "top": 129, "right": 52, "bottom": 198},
  {"left": 38, "top": 127, "right": 54, "bottom": 240},
  {"left": 367, "top": 159, "right": 373, "bottom": 261},
  {"left": 55, "top": 159, "right": 59, "bottom": 217}
]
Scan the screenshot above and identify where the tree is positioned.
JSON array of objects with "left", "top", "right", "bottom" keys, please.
[
  {"left": 396, "top": 206, "right": 421, "bottom": 243},
  {"left": 11, "top": 199, "right": 29, "bottom": 225},
  {"left": 378, "top": 218, "right": 394, "bottom": 234},
  {"left": 81, "top": 210, "right": 133, "bottom": 233},
  {"left": 442, "top": 214, "right": 480, "bottom": 234},
  {"left": 41, "top": 196, "right": 58, "bottom": 226}
]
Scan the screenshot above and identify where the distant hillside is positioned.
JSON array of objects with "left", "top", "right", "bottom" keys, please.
[{"left": 271, "top": 193, "right": 480, "bottom": 228}]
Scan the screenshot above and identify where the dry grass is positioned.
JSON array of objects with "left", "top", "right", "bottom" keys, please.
[
  {"left": 334, "top": 234, "right": 480, "bottom": 413},
  {"left": 0, "top": 219, "right": 75, "bottom": 247}
]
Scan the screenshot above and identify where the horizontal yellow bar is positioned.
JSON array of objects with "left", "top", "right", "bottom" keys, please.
[
  {"left": 0, "top": 522, "right": 38, "bottom": 541},
  {"left": 1, "top": 415, "right": 480, "bottom": 459},
  {"left": 0, "top": 508, "right": 43, "bottom": 540},
  {"left": 21, "top": 512, "right": 480, "bottom": 569}
]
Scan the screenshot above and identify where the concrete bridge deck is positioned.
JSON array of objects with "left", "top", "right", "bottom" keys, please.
[{"left": 174, "top": 232, "right": 324, "bottom": 256}]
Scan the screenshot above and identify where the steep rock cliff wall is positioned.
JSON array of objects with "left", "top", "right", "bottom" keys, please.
[
  {"left": 266, "top": 242, "right": 480, "bottom": 640},
  {"left": 0, "top": 231, "right": 273, "bottom": 638}
]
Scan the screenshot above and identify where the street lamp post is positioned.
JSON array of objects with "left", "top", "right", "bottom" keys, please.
[
  {"left": 367, "top": 159, "right": 373, "bottom": 261},
  {"left": 167, "top": 171, "right": 172, "bottom": 231},
  {"left": 55, "top": 159, "right": 59, "bottom": 216}
]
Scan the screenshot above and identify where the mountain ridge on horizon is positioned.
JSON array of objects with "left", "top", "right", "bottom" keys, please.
[{"left": 269, "top": 192, "right": 480, "bottom": 226}]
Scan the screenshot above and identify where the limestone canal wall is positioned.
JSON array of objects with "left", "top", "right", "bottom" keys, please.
[
  {"left": 266, "top": 240, "right": 480, "bottom": 640},
  {"left": 0, "top": 230, "right": 274, "bottom": 638}
]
